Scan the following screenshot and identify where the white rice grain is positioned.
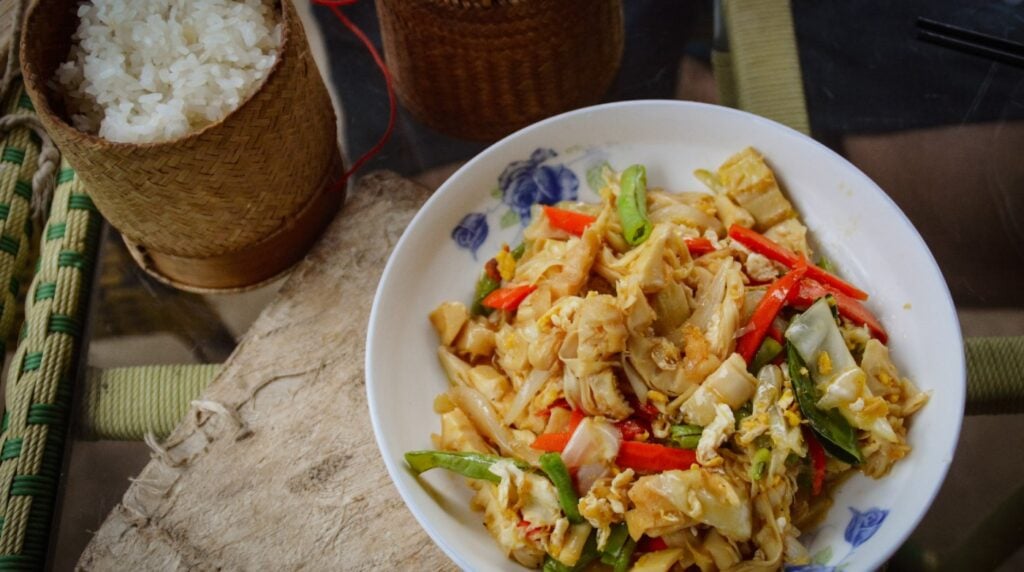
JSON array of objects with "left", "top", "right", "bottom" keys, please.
[{"left": 57, "top": 0, "right": 282, "bottom": 144}]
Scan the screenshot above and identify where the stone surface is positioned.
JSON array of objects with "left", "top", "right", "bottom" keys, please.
[{"left": 77, "top": 172, "right": 453, "bottom": 571}]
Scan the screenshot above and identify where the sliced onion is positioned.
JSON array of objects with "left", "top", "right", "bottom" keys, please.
[
  {"left": 561, "top": 417, "right": 621, "bottom": 469},
  {"left": 621, "top": 357, "right": 649, "bottom": 403},
  {"left": 575, "top": 463, "right": 611, "bottom": 496},
  {"left": 687, "top": 261, "right": 730, "bottom": 331},
  {"left": 450, "top": 386, "right": 539, "bottom": 463},
  {"left": 503, "top": 369, "right": 549, "bottom": 425}
]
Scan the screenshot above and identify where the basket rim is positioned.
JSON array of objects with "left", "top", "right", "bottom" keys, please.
[{"left": 19, "top": 0, "right": 293, "bottom": 149}]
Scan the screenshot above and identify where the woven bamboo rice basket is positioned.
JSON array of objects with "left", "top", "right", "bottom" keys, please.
[
  {"left": 20, "top": 0, "right": 343, "bottom": 292},
  {"left": 377, "top": 0, "right": 624, "bottom": 142}
]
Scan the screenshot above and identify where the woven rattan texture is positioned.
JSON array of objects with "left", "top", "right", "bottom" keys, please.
[
  {"left": 377, "top": 0, "right": 624, "bottom": 141},
  {"left": 0, "top": 84, "right": 40, "bottom": 353},
  {"left": 965, "top": 336, "right": 1024, "bottom": 415},
  {"left": 80, "top": 364, "right": 220, "bottom": 441},
  {"left": 19, "top": 0, "right": 338, "bottom": 259},
  {"left": 0, "top": 159, "right": 100, "bottom": 567}
]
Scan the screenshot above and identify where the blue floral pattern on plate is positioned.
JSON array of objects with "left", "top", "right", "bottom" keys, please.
[
  {"left": 845, "top": 507, "right": 888, "bottom": 548},
  {"left": 451, "top": 148, "right": 580, "bottom": 256},
  {"left": 784, "top": 506, "right": 890, "bottom": 571},
  {"left": 498, "top": 148, "right": 579, "bottom": 223},
  {"left": 451, "top": 212, "right": 488, "bottom": 259}
]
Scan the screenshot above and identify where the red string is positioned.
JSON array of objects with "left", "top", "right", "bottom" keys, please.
[{"left": 312, "top": 0, "right": 396, "bottom": 186}]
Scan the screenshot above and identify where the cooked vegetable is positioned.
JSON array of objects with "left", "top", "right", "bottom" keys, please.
[
  {"left": 717, "top": 147, "right": 796, "bottom": 230},
  {"left": 532, "top": 433, "right": 571, "bottom": 452},
  {"left": 805, "top": 429, "right": 827, "bottom": 495},
  {"left": 617, "top": 164, "right": 653, "bottom": 246},
  {"left": 748, "top": 337, "right": 783, "bottom": 374},
  {"left": 543, "top": 206, "right": 597, "bottom": 236},
  {"left": 631, "top": 548, "right": 686, "bottom": 572},
  {"left": 600, "top": 524, "right": 630, "bottom": 565},
  {"left": 482, "top": 283, "right": 538, "bottom": 311},
  {"left": 544, "top": 531, "right": 599, "bottom": 572},
  {"left": 735, "top": 264, "right": 808, "bottom": 363},
  {"left": 668, "top": 424, "right": 703, "bottom": 450},
  {"left": 786, "top": 343, "right": 861, "bottom": 464},
  {"left": 511, "top": 242, "right": 527, "bottom": 260},
  {"left": 684, "top": 237, "right": 716, "bottom": 256},
  {"left": 787, "top": 298, "right": 897, "bottom": 444},
  {"left": 608, "top": 536, "right": 637, "bottom": 572},
  {"left": 404, "top": 450, "right": 529, "bottom": 483},
  {"left": 749, "top": 448, "right": 771, "bottom": 481},
  {"left": 790, "top": 278, "right": 888, "bottom": 342},
  {"left": 616, "top": 441, "right": 697, "bottom": 473},
  {"left": 415, "top": 148, "right": 925, "bottom": 570},
  {"left": 728, "top": 224, "right": 869, "bottom": 300},
  {"left": 471, "top": 272, "right": 500, "bottom": 315},
  {"left": 539, "top": 453, "right": 584, "bottom": 524}
]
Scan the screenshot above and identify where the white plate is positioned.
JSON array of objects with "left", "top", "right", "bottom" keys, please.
[{"left": 366, "top": 101, "right": 964, "bottom": 572}]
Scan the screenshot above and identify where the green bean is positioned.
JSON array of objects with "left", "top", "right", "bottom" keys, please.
[
  {"left": 617, "top": 164, "right": 653, "bottom": 246},
  {"left": 471, "top": 272, "right": 500, "bottom": 316},
  {"left": 539, "top": 453, "right": 583, "bottom": 524},
  {"left": 750, "top": 448, "right": 771, "bottom": 481},
  {"left": 787, "top": 344, "right": 862, "bottom": 464},
  {"left": 668, "top": 424, "right": 703, "bottom": 450},
  {"left": 601, "top": 524, "right": 630, "bottom": 565},
  {"left": 511, "top": 242, "right": 526, "bottom": 260},
  {"left": 611, "top": 536, "right": 637, "bottom": 572},
  {"left": 544, "top": 531, "right": 599, "bottom": 572},
  {"left": 749, "top": 337, "right": 783, "bottom": 374},
  {"left": 404, "top": 451, "right": 528, "bottom": 483}
]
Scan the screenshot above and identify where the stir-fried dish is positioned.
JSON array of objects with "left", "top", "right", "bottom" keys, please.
[{"left": 406, "top": 148, "right": 929, "bottom": 571}]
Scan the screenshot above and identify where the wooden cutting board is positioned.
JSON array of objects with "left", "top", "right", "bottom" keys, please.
[{"left": 77, "top": 172, "right": 455, "bottom": 571}]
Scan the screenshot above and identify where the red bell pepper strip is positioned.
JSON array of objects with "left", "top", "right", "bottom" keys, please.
[
  {"left": 543, "top": 206, "right": 596, "bottom": 236},
  {"left": 531, "top": 433, "right": 571, "bottom": 452},
  {"left": 481, "top": 284, "right": 537, "bottom": 311},
  {"left": 736, "top": 265, "right": 809, "bottom": 363},
  {"left": 531, "top": 409, "right": 585, "bottom": 452},
  {"left": 728, "top": 224, "right": 869, "bottom": 300},
  {"left": 616, "top": 441, "right": 697, "bottom": 473},
  {"left": 532, "top": 433, "right": 699, "bottom": 472},
  {"left": 790, "top": 279, "right": 888, "bottom": 343},
  {"left": 638, "top": 536, "right": 668, "bottom": 553},
  {"left": 567, "top": 408, "right": 585, "bottom": 435},
  {"left": 684, "top": 237, "right": 716, "bottom": 256},
  {"left": 615, "top": 419, "right": 648, "bottom": 441},
  {"left": 804, "top": 428, "right": 827, "bottom": 496}
]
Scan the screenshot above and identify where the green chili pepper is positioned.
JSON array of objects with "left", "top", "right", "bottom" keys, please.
[
  {"left": 404, "top": 451, "right": 529, "bottom": 483},
  {"left": 786, "top": 344, "right": 862, "bottom": 464},
  {"left": 750, "top": 448, "right": 771, "bottom": 481},
  {"left": 600, "top": 524, "right": 630, "bottom": 565},
  {"left": 611, "top": 537, "right": 637, "bottom": 572},
  {"left": 617, "top": 164, "right": 653, "bottom": 246},
  {"left": 749, "top": 337, "right": 783, "bottom": 374},
  {"left": 600, "top": 523, "right": 638, "bottom": 571},
  {"left": 668, "top": 424, "right": 703, "bottom": 450},
  {"left": 539, "top": 453, "right": 583, "bottom": 524},
  {"left": 511, "top": 242, "right": 527, "bottom": 260},
  {"left": 544, "top": 530, "right": 599, "bottom": 572},
  {"left": 471, "top": 272, "right": 500, "bottom": 316}
]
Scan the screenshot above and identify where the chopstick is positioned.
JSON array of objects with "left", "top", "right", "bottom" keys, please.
[{"left": 916, "top": 17, "right": 1024, "bottom": 69}]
